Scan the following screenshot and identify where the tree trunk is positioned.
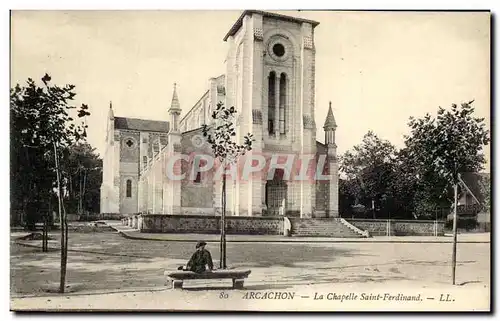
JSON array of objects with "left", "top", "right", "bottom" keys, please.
[
  {"left": 62, "top": 198, "right": 69, "bottom": 291},
  {"left": 219, "top": 174, "right": 224, "bottom": 269},
  {"left": 53, "top": 142, "right": 67, "bottom": 293},
  {"left": 82, "top": 170, "right": 87, "bottom": 218},
  {"left": 42, "top": 199, "right": 52, "bottom": 252},
  {"left": 451, "top": 181, "right": 458, "bottom": 285},
  {"left": 219, "top": 170, "right": 227, "bottom": 269},
  {"left": 222, "top": 172, "right": 227, "bottom": 269},
  {"left": 78, "top": 170, "right": 82, "bottom": 215},
  {"left": 42, "top": 216, "right": 46, "bottom": 252}
]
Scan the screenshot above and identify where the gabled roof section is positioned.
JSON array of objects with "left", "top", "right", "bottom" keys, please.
[
  {"left": 224, "top": 10, "right": 320, "bottom": 41},
  {"left": 215, "top": 74, "right": 225, "bottom": 83},
  {"left": 459, "top": 172, "right": 490, "bottom": 205},
  {"left": 114, "top": 117, "right": 169, "bottom": 132},
  {"left": 181, "top": 126, "right": 204, "bottom": 136},
  {"left": 316, "top": 141, "right": 327, "bottom": 154}
]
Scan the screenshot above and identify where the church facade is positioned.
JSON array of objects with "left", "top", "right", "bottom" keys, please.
[{"left": 100, "top": 10, "right": 339, "bottom": 218}]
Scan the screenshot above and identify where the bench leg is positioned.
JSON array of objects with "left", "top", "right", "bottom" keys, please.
[
  {"left": 173, "top": 280, "right": 183, "bottom": 289},
  {"left": 165, "top": 277, "right": 173, "bottom": 288},
  {"left": 232, "top": 279, "right": 244, "bottom": 289}
]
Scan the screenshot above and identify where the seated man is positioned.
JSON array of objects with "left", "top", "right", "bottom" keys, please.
[{"left": 178, "top": 241, "right": 214, "bottom": 273}]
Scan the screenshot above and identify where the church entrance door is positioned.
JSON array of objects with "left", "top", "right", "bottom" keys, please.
[{"left": 265, "top": 169, "right": 287, "bottom": 216}]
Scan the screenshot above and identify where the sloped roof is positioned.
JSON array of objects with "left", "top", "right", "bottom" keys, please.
[
  {"left": 170, "top": 84, "right": 181, "bottom": 112},
  {"left": 224, "top": 10, "right": 320, "bottom": 41},
  {"left": 114, "top": 117, "right": 169, "bottom": 132},
  {"left": 316, "top": 141, "right": 327, "bottom": 154},
  {"left": 460, "top": 172, "right": 490, "bottom": 205},
  {"left": 215, "top": 74, "right": 225, "bottom": 83},
  {"left": 323, "top": 104, "right": 337, "bottom": 129},
  {"left": 179, "top": 90, "right": 210, "bottom": 124}
]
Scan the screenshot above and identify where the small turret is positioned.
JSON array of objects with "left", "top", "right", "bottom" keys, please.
[
  {"left": 169, "top": 83, "right": 182, "bottom": 132},
  {"left": 106, "top": 101, "right": 115, "bottom": 144},
  {"left": 323, "top": 102, "right": 337, "bottom": 146},
  {"left": 108, "top": 101, "right": 114, "bottom": 120}
]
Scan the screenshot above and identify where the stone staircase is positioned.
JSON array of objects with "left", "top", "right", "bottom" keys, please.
[{"left": 289, "top": 218, "right": 369, "bottom": 238}]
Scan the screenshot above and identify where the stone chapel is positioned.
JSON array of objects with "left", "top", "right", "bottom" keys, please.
[{"left": 100, "top": 10, "right": 339, "bottom": 218}]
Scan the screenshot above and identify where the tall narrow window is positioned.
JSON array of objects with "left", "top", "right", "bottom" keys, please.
[
  {"left": 126, "top": 179, "right": 132, "bottom": 198},
  {"left": 268, "top": 72, "right": 276, "bottom": 135},
  {"left": 193, "top": 159, "right": 206, "bottom": 183},
  {"left": 279, "top": 73, "right": 287, "bottom": 135}
]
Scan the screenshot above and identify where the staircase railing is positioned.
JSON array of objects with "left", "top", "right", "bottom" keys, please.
[
  {"left": 283, "top": 216, "right": 291, "bottom": 236},
  {"left": 339, "top": 218, "right": 370, "bottom": 238}
]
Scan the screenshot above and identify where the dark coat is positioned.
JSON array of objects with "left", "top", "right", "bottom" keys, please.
[{"left": 187, "top": 249, "right": 214, "bottom": 273}]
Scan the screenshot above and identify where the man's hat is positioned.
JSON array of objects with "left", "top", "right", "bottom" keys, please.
[{"left": 196, "top": 241, "right": 207, "bottom": 248}]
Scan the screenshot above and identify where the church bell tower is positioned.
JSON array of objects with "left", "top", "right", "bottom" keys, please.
[{"left": 224, "top": 11, "right": 320, "bottom": 217}]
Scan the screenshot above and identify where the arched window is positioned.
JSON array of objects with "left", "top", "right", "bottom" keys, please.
[
  {"left": 279, "top": 73, "right": 287, "bottom": 135},
  {"left": 126, "top": 179, "right": 132, "bottom": 198},
  {"left": 193, "top": 159, "right": 206, "bottom": 183},
  {"left": 268, "top": 71, "right": 276, "bottom": 134}
]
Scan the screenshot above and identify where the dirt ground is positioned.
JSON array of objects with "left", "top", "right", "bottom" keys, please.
[{"left": 10, "top": 230, "right": 490, "bottom": 299}]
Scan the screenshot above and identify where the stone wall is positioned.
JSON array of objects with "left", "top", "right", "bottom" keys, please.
[
  {"left": 346, "top": 219, "right": 445, "bottom": 236},
  {"left": 180, "top": 129, "right": 215, "bottom": 210},
  {"left": 181, "top": 207, "right": 216, "bottom": 215},
  {"left": 476, "top": 212, "right": 491, "bottom": 232},
  {"left": 78, "top": 213, "right": 127, "bottom": 221},
  {"left": 138, "top": 214, "right": 283, "bottom": 235},
  {"left": 119, "top": 131, "right": 140, "bottom": 214}
]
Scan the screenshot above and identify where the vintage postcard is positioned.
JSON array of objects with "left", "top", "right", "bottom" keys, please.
[{"left": 9, "top": 10, "right": 491, "bottom": 312}]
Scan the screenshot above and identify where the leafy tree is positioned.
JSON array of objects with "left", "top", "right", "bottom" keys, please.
[
  {"left": 404, "top": 101, "right": 490, "bottom": 217},
  {"left": 403, "top": 100, "right": 489, "bottom": 285},
  {"left": 10, "top": 74, "right": 90, "bottom": 293},
  {"left": 338, "top": 179, "right": 357, "bottom": 218},
  {"left": 339, "top": 101, "right": 488, "bottom": 223},
  {"left": 383, "top": 148, "right": 420, "bottom": 219},
  {"left": 60, "top": 143, "right": 102, "bottom": 216},
  {"left": 202, "top": 102, "right": 253, "bottom": 269},
  {"left": 339, "top": 131, "right": 397, "bottom": 218},
  {"left": 477, "top": 174, "right": 491, "bottom": 213}
]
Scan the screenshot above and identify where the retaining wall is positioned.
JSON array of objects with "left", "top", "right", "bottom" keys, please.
[
  {"left": 137, "top": 214, "right": 284, "bottom": 235},
  {"left": 345, "top": 218, "right": 445, "bottom": 236}
]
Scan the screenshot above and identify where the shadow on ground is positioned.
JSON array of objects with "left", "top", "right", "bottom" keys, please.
[
  {"left": 10, "top": 231, "right": 367, "bottom": 296},
  {"left": 10, "top": 231, "right": 490, "bottom": 296}
]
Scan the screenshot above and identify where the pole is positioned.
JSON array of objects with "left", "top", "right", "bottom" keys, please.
[{"left": 452, "top": 181, "right": 458, "bottom": 285}]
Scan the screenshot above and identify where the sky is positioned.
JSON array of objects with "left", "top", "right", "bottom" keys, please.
[{"left": 10, "top": 10, "right": 491, "bottom": 171}]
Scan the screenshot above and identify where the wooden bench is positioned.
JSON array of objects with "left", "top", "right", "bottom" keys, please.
[{"left": 166, "top": 270, "right": 251, "bottom": 289}]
